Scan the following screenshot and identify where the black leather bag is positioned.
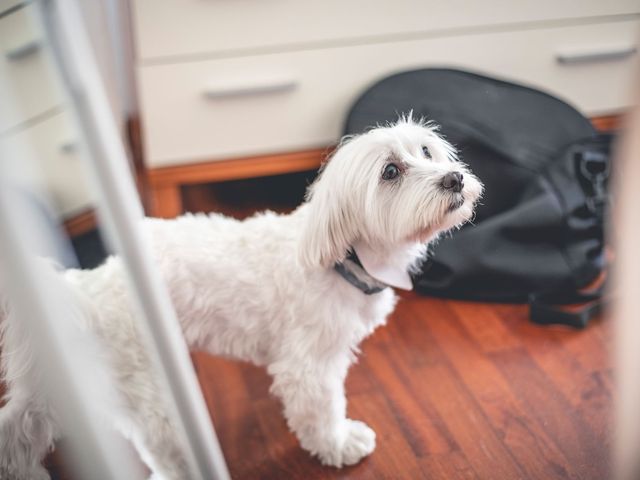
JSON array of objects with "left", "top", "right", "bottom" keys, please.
[{"left": 345, "top": 69, "right": 612, "bottom": 327}]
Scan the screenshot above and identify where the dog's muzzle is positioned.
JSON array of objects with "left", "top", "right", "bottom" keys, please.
[{"left": 447, "top": 194, "right": 466, "bottom": 212}]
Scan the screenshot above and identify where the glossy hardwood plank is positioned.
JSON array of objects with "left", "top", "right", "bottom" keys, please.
[
  {"left": 420, "top": 450, "right": 480, "bottom": 480},
  {"left": 62, "top": 208, "right": 97, "bottom": 237},
  {"left": 421, "top": 300, "right": 578, "bottom": 480},
  {"left": 446, "top": 301, "right": 522, "bottom": 353},
  {"left": 494, "top": 305, "right": 612, "bottom": 438},
  {"left": 361, "top": 340, "right": 455, "bottom": 458},
  {"left": 490, "top": 347, "right": 610, "bottom": 479}
]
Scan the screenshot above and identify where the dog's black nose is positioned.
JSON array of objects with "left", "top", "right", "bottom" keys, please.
[{"left": 441, "top": 172, "right": 464, "bottom": 193}]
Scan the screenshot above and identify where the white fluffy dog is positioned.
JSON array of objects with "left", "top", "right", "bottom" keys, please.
[{"left": 0, "top": 118, "right": 482, "bottom": 479}]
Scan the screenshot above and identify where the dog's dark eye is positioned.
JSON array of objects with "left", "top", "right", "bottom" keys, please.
[
  {"left": 382, "top": 163, "right": 400, "bottom": 180},
  {"left": 422, "top": 146, "right": 431, "bottom": 157}
]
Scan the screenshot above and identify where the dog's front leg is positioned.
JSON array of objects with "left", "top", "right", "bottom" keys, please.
[{"left": 268, "top": 355, "right": 375, "bottom": 467}]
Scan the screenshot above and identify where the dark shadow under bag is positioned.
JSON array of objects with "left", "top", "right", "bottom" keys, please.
[{"left": 344, "top": 69, "right": 612, "bottom": 328}]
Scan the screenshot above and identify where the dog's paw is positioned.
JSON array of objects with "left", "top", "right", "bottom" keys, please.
[
  {"left": 318, "top": 419, "right": 376, "bottom": 467},
  {"left": 341, "top": 419, "right": 376, "bottom": 466}
]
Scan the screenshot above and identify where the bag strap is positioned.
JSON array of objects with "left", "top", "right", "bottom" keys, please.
[
  {"left": 529, "top": 279, "right": 607, "bottom": 329},
  {"left": 574, "top": 135, "right": 612, "bottom": 221},
  {"left": 529, "top": 291, "right": 602, "bottom": 329},
  {"left": 530, "top": 136, "right": 613, "bottom": 329}
]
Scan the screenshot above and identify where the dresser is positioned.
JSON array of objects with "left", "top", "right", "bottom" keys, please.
[
  {"left": 131, "top": 0, "right": 640, "bottom": 217},
  {"left": 0, "top": 2, "right": 92, "bottom": 221},
  {"left": 0, "top": 1, "right": 125, "bottom": 233}
]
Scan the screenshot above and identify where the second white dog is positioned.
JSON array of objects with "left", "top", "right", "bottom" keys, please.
[{"left": 0, "top": 117, "right": 482, "bottom": 479}]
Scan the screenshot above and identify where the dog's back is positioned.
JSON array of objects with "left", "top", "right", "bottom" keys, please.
[{"left": 141, "top": 210, "right": 308, "bottom": 363}]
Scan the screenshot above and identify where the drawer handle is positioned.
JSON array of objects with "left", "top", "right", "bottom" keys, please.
[
  {"left": 203, "top": 77, "right": 298, "bottom": 99},
  {"left": 556, "top": 45, "right": 636, "bottom": 64},
  {"left": 5, "top": 39, "right": 42, "bottom": 61},
  {"left": 59, "top": 141, "right": 78, "bottom": 154}
]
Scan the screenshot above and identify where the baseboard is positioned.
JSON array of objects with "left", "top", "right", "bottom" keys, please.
[{"left": 63, "top": 208, "right": 97, "bottom": 237}]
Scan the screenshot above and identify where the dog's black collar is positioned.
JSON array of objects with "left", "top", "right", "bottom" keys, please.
[{"left": 334, "top": 249, "right": 388, "bottom": 295}]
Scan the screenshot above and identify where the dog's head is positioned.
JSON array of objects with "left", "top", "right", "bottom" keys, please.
[{"left": 298, "top": 117, "right": 483, "bottom": 269}]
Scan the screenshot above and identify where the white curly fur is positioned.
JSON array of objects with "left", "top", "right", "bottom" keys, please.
[{"left": 0, "top": 118, "right": 482, "bottom": 479}]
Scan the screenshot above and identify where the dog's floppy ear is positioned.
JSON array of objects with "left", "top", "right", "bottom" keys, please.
[{"left": 297, "top": 153, "right": 359, "bottom": 269}]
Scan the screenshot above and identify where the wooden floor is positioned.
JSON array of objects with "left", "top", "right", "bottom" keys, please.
[{"left": 194, "top": 293, "right": 611, "bottom": 480}]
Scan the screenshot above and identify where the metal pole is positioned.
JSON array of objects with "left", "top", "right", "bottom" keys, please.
[
  {"left": 0, "top": 157, "right": 143, "bottom": 480},
  {"left": 36, "top": 0, "right": 230, "bottom": 478}
]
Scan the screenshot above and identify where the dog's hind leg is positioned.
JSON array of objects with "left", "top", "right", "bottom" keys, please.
[
  {"left": 0, "top": 396, "right": 58, "bottom": 480},
  {"left": 113, "top": 393, "right": 191, "bottom": 479},
  {"left": 268, "top": 353, "right": 376, "bottom": 467},
  {"left": 0, "top": 308, "right": 58, "bottom": 480},
  {"left": 108, "top": 361, "right": 190, "bottom": 480}
]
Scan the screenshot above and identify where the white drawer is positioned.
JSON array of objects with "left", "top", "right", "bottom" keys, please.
[
  {"left": 0, "top": 111, "right": 93, "bottom": 218},
  {"left": 132, "top": 0, "right": 640, "bottom": 62},
  {"left": 0, "top": 0, "right": 22, "bottom": 15},
  {"left": 0, "top": 4, "right": 66, "bottom": 134},
  {"left": 138, "top": 19, "right": 639, "bottom": 167}
]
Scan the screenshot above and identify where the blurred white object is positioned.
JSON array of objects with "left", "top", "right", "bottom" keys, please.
[
  {"left": 614, "top": 70, "right": 640, "bottom": 480},
  {"left": 0, "top": 113, "right": 143, "bottom": 480},
  {"left": 37, "top": 0, "right": 230, "bottom": 478},
  {"left": 0, "top": 2, "right": 93, "bottom": 220}
]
